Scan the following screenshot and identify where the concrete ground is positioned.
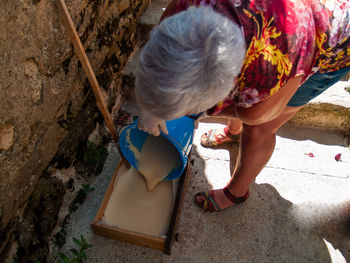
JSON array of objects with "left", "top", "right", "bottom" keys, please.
[{"left": 57, "top": 96, "right": 350, "bottom": 262}]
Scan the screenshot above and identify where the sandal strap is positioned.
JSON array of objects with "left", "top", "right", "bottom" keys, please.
[
  {"left": 206, "top": 191, "right": 221, "bottom": 211},
  {"left": 224, "top": 126, "right": 241, "bottom": 140},
  {"left": 223, "top": 188, "right": 249, "bottom": 204},
  {"left": 201, "top": 128, "right": 240, "bottom": 147},
  {"left": 208, "top": 130, "right": 219, "bottom": 146},
  {"left": 223, "top": 126, "right": 232, "bottom": 137}
]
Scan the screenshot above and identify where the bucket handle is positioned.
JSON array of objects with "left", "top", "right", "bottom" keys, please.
[{"left": 164, "top": 133, "right": 191, "bottom": 159}]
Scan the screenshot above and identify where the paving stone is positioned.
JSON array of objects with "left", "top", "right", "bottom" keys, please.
[
  {"left": 139, "top": 0, "right": 169, "bottom": 27},
  {"left": 135, "top": 0, "right": 170, "bottom": 46}
]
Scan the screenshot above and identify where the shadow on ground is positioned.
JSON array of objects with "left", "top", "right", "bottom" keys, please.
[
  {"left": 173, "top": 145, "right": 348, "bottom": 263},
  {"left": 278, "top": 124, "right": 349, "bottom": 147}
]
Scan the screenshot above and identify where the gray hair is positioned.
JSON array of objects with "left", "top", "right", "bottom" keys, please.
[{"left": 135, "top": 6, "right": 246, "bottom": 120}]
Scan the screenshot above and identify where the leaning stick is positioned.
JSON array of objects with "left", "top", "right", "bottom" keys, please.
[{"left": 56, "top": 0, "right": 119, "bottom": 145}]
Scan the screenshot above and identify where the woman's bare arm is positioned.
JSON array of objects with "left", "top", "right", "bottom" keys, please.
[{"left": 217, "top": 76, "right": 303, "bottom": 125}]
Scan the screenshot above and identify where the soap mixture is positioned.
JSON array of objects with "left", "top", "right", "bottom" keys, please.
[
  {"left": 102, "top": 133, "right": 180, "bottom": 236},
  {"left": 138, "top": 135, "right": 180, "bottom": 191},
  {"left": 103, "top": 165, "right": 174, "bottom": 236}
]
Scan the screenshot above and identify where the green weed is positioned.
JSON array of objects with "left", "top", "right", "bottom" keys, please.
[
  {"left": 69, "top": 184, "right": 94, "bottom": 212},
  {"left": 84, "top": 141, "right": 107, "bottom": 165},
  {"left": 57, "top": 235, "right": 92, "bottom": 263}
]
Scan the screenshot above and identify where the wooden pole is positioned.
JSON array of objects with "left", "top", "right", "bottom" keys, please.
[{"left": 56, "top": 0, "right": 119, "bottom": 145}]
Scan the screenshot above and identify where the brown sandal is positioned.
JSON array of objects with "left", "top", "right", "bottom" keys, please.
[
  {"left": 200, "top": 127, "right": 240, "bottom": 147},
  {"left": 194, "top": 188, "right": 250, "bottom": 212}
]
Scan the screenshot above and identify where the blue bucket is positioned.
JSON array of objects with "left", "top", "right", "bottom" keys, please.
[{"left": 119, "top": 116, "right": 194, "bottom": 181}]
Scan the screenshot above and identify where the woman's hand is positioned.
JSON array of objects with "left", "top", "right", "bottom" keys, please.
[
  {"left": 138, "top": 112, "right": 168, "bottom": 136},
  {"left": 122, "top": 99, "right": 168, "bottom": 136}
]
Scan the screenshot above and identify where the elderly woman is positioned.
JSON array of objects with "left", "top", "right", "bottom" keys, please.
[{"left": 135, "top": 0, "right": 350, "bottom": 211}]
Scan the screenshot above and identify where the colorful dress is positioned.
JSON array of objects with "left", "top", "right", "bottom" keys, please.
[{"left": 174, "top": 0, "right": 350, "bottom": 112}]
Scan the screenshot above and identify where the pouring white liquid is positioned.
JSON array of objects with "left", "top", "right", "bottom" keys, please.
[{"left": 138, "top": 135, "right": 179, "bottom": 191}]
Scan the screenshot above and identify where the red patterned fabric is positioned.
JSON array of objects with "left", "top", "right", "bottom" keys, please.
[{"left": 175, "top": 0, "right": 350, "bottom": 111}]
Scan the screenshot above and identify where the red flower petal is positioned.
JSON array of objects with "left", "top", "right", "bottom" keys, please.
[
  {"left": 305, "top": 152, "right": 315, "bottom": 157},
  {"left": 335, "top": 153, "right": 342, "bottom": 161}
]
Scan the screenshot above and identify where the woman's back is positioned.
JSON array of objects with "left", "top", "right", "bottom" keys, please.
[{"left": 175, "top": 0, "right": 350, "bottom": 108}]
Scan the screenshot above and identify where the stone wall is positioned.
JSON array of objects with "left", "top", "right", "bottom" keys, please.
[{"left": 0, "top": 0, "right": 149, "bottom": 261}]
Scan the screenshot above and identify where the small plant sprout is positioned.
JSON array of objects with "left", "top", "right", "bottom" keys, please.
[{"left": 57, "top": 235, "right": 92, "bottom": 263}]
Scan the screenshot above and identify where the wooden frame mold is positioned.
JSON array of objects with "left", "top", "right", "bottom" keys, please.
[{"left": 90, "top": 159, "right": 189, "bottom": 255}]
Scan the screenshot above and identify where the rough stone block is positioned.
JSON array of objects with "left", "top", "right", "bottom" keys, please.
[
  {"left": 0, "top": 123, "right": 14, "bottom": 151},
  {"left": 122, "top": 48, "right": 141, "bottom": 98}
]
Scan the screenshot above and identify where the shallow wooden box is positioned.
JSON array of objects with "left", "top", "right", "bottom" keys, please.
[{"left": 90, "top": 160, "right": 189, "bottom": 255}]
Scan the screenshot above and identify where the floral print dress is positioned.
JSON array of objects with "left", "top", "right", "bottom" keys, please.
[{"left": 175, "top": 0, "right": 350, "bottom": 112}]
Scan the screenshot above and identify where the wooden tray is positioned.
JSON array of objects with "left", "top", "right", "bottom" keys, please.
[{"left": 90, "top": 159, "right": 189, "bottom": 255}]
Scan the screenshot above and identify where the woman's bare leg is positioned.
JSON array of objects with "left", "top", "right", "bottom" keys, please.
[
  {"left": 204, "top": 105, "right": 303, "bottom": 209},
  {"left": 227, "top": 118, "right": 243, "bottom": 134}
]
